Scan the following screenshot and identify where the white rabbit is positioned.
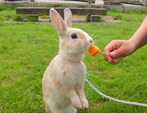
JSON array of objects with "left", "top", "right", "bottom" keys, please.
[{"left": 42, "top": 8, "right": 93, "bottom": 113}]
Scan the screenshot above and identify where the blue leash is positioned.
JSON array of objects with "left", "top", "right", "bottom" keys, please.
[{"left": 85, "top": 79, "right": 147, "bottom": 107}]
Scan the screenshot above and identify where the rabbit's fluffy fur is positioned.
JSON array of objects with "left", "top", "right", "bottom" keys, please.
[{"left": 42, "top": 8, "right": 93, "bottom": 113}]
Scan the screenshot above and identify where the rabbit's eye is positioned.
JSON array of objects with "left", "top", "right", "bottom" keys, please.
[{"left": 71, "top": 34, "right": 78, "bottom": 39}]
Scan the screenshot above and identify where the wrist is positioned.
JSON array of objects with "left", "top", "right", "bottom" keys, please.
[
  {"left": 127, "top": 39, "right": 137, "bottom": 53},
  {"left": 128, "top": 16, "right": 147, "bottom": 51}
]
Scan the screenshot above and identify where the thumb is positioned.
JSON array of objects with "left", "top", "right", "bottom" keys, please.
[{"left": 110, "top": 49, "right": 123, "bottom": 59}]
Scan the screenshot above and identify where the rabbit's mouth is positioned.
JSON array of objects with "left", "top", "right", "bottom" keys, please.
[{"left": 88, "top": 41, "right": 94, "bottom": 49}]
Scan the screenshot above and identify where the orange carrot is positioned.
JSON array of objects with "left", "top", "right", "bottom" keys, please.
[{"left": 88, "top": 45, "right": 101, "bottom": 57}]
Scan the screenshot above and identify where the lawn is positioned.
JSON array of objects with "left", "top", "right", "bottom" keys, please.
[{"left": 0, "top": 6, "right": 147, "bottom": 113}]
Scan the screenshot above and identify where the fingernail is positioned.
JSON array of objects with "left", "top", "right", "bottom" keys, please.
[{"left": 110, "top": 51, "right": 115, "bottom": 57}]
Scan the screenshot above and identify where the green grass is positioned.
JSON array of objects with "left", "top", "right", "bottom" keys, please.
[
  {"left": 41, "top": 15, "right": 50, "bottom": 19},
  {"left": 0, "top": 8, "right": 147, "bottom": 113}
]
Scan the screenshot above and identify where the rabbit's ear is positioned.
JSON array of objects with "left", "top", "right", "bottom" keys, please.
[
  {"left": 64, "top": 8, "right": 72, "bottom": 28},
  {"left": 50, "top": 8, "right": 67, "bottom": 36}
]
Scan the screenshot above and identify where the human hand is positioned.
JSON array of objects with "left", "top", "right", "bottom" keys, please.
[{"left": 103, "top": 40, "right": 136, "bottom": 64}]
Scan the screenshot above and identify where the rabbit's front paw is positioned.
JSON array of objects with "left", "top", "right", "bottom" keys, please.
[
  {"left": 72, "top": 99, "right": 82, "bottom": 109},
  {"left": 81, "top": 98, "right": 89, "bottom": 110}
]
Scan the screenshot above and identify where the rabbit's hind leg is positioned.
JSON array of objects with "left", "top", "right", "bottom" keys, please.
[
  {"left": 66, "top": 104, "right": 77, "bottom": 113},
  {"left": 50, "top": 105, "right": 77, "bottom": 113},
  {"left": 45, "top": 103, "right": 51, "bottom": 113}
]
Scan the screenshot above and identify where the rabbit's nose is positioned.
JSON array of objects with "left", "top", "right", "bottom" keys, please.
[{"left": 90, "top": 40, "right": 93, "bottom": 43}]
